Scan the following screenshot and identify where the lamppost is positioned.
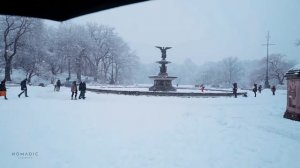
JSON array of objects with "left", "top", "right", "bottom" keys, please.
[{"left": 262, "top": 31, "right": 275, "bottom": 88}]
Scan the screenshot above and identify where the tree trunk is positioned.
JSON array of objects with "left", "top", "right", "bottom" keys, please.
[
  {"left": 77, "top": 66, "right": 82, "bottom": 81},
  {"left": 93, "top": 72, "right": 98, "bottom": 81},
  {"left": 77, "top": 72, "right": 81, "bottom": 81},
  {"left": 115, "top": 64, "right": 119, "bottom": 83},
  {"left": 68, "top": 60, "right": 71, "bottom": 79},
  {"left": 27, "top": 71, "right": 35, "bottom": 84},
  {"left": 4, "top": 60, "right": 12, "bottom": 81},
  {"left": 76, "top": 57, "right": 82, "bottom": 82},
  {"left": 278, "top": 76, "right": 284, "bottom": 85},
  {"left": 76, "top": 61, "right": 82, "bottom": 81},
  {"left": 27, "top": 75, "right": 32, "bottom": 84},
  {"left": 93, "top": 65, "right": 98, "bottom": 82}
]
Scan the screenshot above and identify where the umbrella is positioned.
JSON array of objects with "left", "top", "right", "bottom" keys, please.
[{"left": 0, "top": 0, "right": 148, "bottom": 21}]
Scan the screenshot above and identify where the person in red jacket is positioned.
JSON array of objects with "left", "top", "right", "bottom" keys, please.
[{"left": 0, "top": 79, "right": 8, "bottom": 100}]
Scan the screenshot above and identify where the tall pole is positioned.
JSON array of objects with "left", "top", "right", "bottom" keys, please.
[{"left": 262, "top": 31, "right": 275, "bottom": 89}]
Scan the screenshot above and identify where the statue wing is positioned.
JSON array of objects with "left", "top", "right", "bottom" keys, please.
[
  {"left": 165, "top": 47, "right": 172, "bottom": 50},
  {"left": 155, "top": 46, "right": 163, "bottom": 50}
]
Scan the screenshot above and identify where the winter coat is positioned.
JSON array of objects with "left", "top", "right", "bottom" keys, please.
[
  {"left": 56, "top": 80, "right": 61, "bottom": 87},
  {"left": 0, "top": 81, "right": 6, "bottom": 91},
  {"left": 253, "top": 84, "right": 257, "bottom": 92},
  {"left": 79, "top": 82, "right": 86, "bottom": 91},
  {"left": 232, "top": 83, "right": 237, "bottom": 93},
  {"left": 20, "top": 80, "right": 27, "bottom": 90},
  {"left": 71, "top": 84, "right": 77, "bottom": 92},
  {"left": 271, "top": 86, "right": 276, "bottom": 92},
  {"left": 258, "top": 85, "right": 262, "bottom": 91}
]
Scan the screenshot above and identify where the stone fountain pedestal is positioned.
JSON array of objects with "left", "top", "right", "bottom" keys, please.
[
  {"left": 149, "top": 47, "right": 177, "bottom": 91},
  {"left": 149, "top": 75, "right": 177, "bottom": 91}
]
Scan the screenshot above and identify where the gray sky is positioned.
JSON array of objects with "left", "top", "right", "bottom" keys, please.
[{"left": 48, "top": 0, "right": 300, "bottom": 64}]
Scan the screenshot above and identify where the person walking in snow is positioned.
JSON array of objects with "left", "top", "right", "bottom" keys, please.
[
  {"left": 55, "top": 79, "right": 61, "bottom": 92},
  {"left": 18, "top": 78, "right": 28, "bottom": 98},
  {"left": 0, "top": 79, "right": 8, "bottom": 100},
  {"left": 271, "top": 85, "right": 276, "bottom": 95},
  {"left": 200, "top": 84, "right": 205, "bottom": 92},
  {"left": 78, "top": 81, "right": 86, "bottom": 99},
  {"left": 252, "top": 83, "right": 258, "bottom": 97},
  {"left": 232, "top": 83, "right": 238, "bottom": 98},
  {"left": 71, "top": 81, "right": 78, "bottom": 100},
  {"left": 258, "top": 85, "right": 262, "bottom": 94}
]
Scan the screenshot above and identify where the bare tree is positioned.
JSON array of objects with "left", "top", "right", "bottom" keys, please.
[
  {"left": 249, "top": 54, "right": 295, "bottom": 86},
  {"left": 268, "top": 54, "right": 295, "bottom": 85},
  {"left": 53, "top": 23, "right": 89, "bottom": 81},
  {"left": 87, "top": 24, "right": 114, "bottom": 81},
  {"left": 0, "top": 16, "right": 33, "bottom": 81},
  {"left": 0, "top": 19, "right": 139, "bottom": 84},
  {"left": 221, "top": 57, "right": 244, "bottom": 87},
  {"left": 14, "top": 20, "right": 46, "bottom": 83}
]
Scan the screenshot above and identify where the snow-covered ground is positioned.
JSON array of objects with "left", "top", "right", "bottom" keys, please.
[{"left": 0, "top": 86, "right": 299, "bottom": 168}]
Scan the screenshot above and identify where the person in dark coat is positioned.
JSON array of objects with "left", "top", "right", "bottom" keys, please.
[
  {"left": 78, "top": 81, "right": 86, "bottom": 99},
  {"left": 18, "top": 78, "right": 28, "bottom": 98},
  {"left": 0, "top": 79, "right": 8, "bottom": 100},
  {"left": 199, "top": 84, "right": 205, "bottom": 92},
  {"left": 253, "top": 84, "right": 258, "bottom": 97},
  {"left": 258, "top": 85, "right": 262, "bottom": 94},
  {"left": 71, "top": 81, "right": 78, "bottom": 100},
  {"left": 232, "top": 83, "right": 238, "bottom": 98},
  {"left": 55, "top": 79, "right": 61, "bottom": 91},
  {"left": 271, "top": 85, "right": 276, "bottom": 95}
]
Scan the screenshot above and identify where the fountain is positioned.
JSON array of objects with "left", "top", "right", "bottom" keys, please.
[
  {"left": 86, "top": 46, "right": 247, "bottom": 97},
  {"left": 149, "top": 46, "right": 177, "bottom": 91}
]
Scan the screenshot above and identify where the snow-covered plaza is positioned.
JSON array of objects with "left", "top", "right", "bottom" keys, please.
[{"left": 0, "top": 85, "right": 299, "bottom": 168}]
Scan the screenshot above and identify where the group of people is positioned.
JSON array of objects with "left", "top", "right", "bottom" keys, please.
[
  {"left": 0, "top": 78, "right": 29, "bottom": 100},
  {"left": 252, "top": 84, "right": 276, "bottom": 97},
  {"left": 232, "top": 83, "right": 277, "bottom": 98},
  {"left": 0, "top": 77, "right": 280, "bottom": 100},
  {"left": 55, "top": 79, "right": 87, "bottom": 100},
  {"left": 54, "top": 79, "right": 87, "bottom": 100},
  {"left": 71, "top": 81, "right": 86, "bottom": 100},
  {"left": 0, "top": 78, "right": 87, "bottom": 100}
]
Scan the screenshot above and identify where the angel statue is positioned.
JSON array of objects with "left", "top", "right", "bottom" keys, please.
[{"left": 155, "top": 46, "right": 172, "bottom": 60}]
